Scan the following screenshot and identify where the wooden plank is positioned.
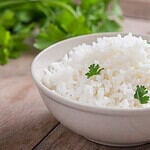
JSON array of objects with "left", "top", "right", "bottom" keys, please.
[
  {"left": 0, "top": 51, "right": 58, "bottom": 150},
  {"left": 33, "top": 124, "right": 150, "bottom": 150},
  {"left": 0, "top": 50, "right": 37, "bottom": 78},
  {"left": 123, "top": 17, "right": 150, "bottom": 35},
  {"left": 120, "top": 0, "right": 150, "bottom": 19}
]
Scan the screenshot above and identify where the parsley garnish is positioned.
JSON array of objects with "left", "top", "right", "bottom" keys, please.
[
  {"left": 134, "top": 85, "right": 150, "bottom": 104},
  {"left": 85, "top": 64, "right": 104, "bottom": 79}
]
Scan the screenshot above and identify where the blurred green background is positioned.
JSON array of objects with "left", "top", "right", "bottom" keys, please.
[{"left": 0, "top": 0, "right": 122, "bottom": 65}]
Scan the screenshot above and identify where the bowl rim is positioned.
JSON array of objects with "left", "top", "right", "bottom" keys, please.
[{"left": 31, "top": 32, "right": 150, "bottom": 115}]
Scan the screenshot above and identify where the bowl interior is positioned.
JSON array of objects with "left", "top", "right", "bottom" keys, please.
[
  {"left": 31, "top": 32, "right": 150, "bottom": 113},
  {"left": 32, "top": 32, "right": 130, "bottom": 82}
]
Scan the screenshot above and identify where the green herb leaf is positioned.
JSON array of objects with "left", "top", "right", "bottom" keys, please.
[
  {"left": 99, "top": 19, "right": 121, "bottom": 32},
  {"left": 0, "top": 0, "right": 122, "bottom": 64},
  {"left": 111, "top": 0, "right": 123, "bottom": 19},
  {"left": 134, "top": 85, "right": 150, "bottom": 104},
  {"left": 0, "top": 48, "right": 9, "bottom": 65},
  {"left": 34, "top": 23, "right": 66, "bottom": 50},
  {"left": 85, "top": 64, "right": 104, "bottom": 79},
  {"left": 0, "top": 9, "right": 15, "bottom": 28}
]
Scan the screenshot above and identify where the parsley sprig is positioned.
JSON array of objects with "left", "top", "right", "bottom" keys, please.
[
  {"left": 134, "top": 85, "right": 150, "bottom": 104},
  {"left": 85, "top": 64, "right": 104, "bottom": 79},
  {"left": 0, "top": 0, "right": 122, "bottom": 65}
]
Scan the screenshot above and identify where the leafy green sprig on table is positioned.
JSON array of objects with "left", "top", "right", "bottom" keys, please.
[{"left": 0, "top": 0, "right": 122, "bottom": 64}]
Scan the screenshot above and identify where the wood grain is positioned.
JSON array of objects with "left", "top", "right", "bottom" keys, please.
[
  {"left": 0, "top": 51, "right": 58, "bottom": 150},
  {"left": 123, "top": 18, "right": 150, "bottom": 35},
  {"left": 120, "top": 0, "right": 150, "bottom": 19},
  {"left": 33, "top": 124, "right": 150, "bottom": 150}
]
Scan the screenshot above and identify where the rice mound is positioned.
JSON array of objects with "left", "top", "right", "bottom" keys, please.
[{"left": 42, "top": 33, "right": 150, "bottom": 108}]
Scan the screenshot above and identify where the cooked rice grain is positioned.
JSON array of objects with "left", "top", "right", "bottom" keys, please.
[{"left": 42, "top": 33, "right": 150, "bottom": 108}]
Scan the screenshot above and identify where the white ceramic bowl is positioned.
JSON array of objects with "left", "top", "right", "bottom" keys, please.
[{"left": 31, "top": 33, "right": 150, "bottom": 147}]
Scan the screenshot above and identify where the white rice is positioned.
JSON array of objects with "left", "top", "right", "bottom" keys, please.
[{"left": 42, "top": 33, "right": 150, "bottom": 108}]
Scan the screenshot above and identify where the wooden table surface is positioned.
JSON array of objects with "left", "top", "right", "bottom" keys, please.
[{"left": 0, "top": 17, "right": 150, "bottom": 150}]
